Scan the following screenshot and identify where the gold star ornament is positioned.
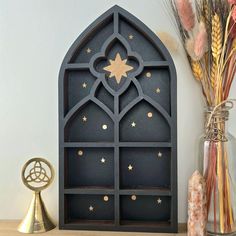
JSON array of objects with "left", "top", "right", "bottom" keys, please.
[
  {"left": 128, "top": 164, "right": 133, "bottom": 171},
  {"left": 103, "top": 53, "right": 133, "bottom": 84},
  {"left": 157, "top": 198, "right": 162, "bottom": 204}
]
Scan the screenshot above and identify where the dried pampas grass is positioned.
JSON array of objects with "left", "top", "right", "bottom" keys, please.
[
  {"left": 156, "top": 31, "right": 179, "bottom": 53},
  {"left": 194, "top": 21, "right": 208, "bottom": 60},
  {"left": 175, "top": 0, "right": 195, "bottom": 31}
]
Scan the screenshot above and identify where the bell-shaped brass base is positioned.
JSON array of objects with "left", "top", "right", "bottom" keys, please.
[{"left": 18, "top": 191, "right": 56, "bottom": 234}]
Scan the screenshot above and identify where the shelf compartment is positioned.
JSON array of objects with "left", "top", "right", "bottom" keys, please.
[
  {"left": 65, "top": 194, "right": 115, "bottom": 223},
  {"left": 119, "top": 101, "right": 170, "bottom": 142},
  {"left": 120, "top": 147, "right": 171, "bottom": 189},
  {"left": 65, "top": 147, "right": 114, "bottom": 188},
  {"left": 64, "top": 101, "right": 114, "bottom": 142},
  {"left": 120, "top": 195, "right": 171, "bottom": 222}
]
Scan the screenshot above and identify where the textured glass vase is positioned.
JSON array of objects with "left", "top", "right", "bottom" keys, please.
[{"left": 198, "top": 106, "right": 236, "bottom": 235}]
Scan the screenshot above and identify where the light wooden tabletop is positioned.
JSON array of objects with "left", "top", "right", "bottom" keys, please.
[{"left": 0, "top": 221, "right": 186, "bottom": 236}]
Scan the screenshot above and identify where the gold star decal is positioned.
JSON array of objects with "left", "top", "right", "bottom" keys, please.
[
  {"left": 101, "top": 158, "right": 106, "bottom": 163},
  {"left": 86, "top": 48, "right": 91, "bottom": 53},
  {"left": 156, "top": 87, "right": 161, "bottom": 93},
  {"left": 89, "top": 205, "right": 94, "bottom": 211},
  {"left": 82, "top": 82, "right": 87, "bottom": 88},
  {"left": 82, "top": 116, "right": 87, "bottom": 122},
  {"left": 103, "top": 53, "right": 133, "bottom": 84},
  {"left": 131, "top": 122, "right": 136, "bottom": 127},
  {"left": 158, "top": 151, "right": 162, "bottom": 157},
  {"left": 157, "top": 198, "right": 162, "bottom": 204},
  {"left": 129, "top": 34, "right": 134, "bottom": 40},
  {"left": 128, "top": 164, "right": 133, "bottom": 171}
]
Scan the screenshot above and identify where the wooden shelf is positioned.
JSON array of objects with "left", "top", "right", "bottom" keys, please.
[
  {"left": 59, "top": 5, "right": 177, "bottom": 233},
  {"left": 119, "top": 188, "right": 171, "bottom": 196},
  {"left": 63, "top": 142, "right": 172, "bottom": 148},
  {"left": 0, "top": 220, "right": 187, "bottom": 235},
  {"left": 64, "top": 187, "right": 115, "bottom": 194}
]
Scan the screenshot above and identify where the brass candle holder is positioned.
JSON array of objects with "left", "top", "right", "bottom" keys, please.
[{"left": 18, "top": 157, "right": 56, "bottom": 234}]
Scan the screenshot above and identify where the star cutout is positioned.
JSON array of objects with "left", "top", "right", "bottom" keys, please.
[
  {"left": 156, "top": 87, "right": 161, "bottom": 93},
  {"left": 131, "top": 122, "right": 136, "bottom": 127},
  {"left": 82, "top": 116, "right": 87, "bottom": 122},
  {"left": 128, "top": 164, "right": 133, "bottom": 171},
  {"left": 157, "top": 198, "right": 162, "bottom": 204},
  {"left": 86, "top": 48, "right": 91, "bottom": 53},
  {"left": 101, "top": 158, "right": 106, "bottom": 163},
  {"left": 129, "top": 34, "right": 134, "bottom": 40},
  {"left": 158, "top": 151, "right": 162, "bottom": 157},
  {"left": 82, "top": 82, "right": 87, "bottom": 88},
  {"left": 89, "top": 205, "right": 94, "bottom": 211},
  {"left": 103, "top": 53, "right": 133, "bottom": 84}
]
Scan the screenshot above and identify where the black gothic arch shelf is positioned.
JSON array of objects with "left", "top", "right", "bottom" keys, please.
[{"left": 59, "top": 5, "right": 177, "bottom": 233}]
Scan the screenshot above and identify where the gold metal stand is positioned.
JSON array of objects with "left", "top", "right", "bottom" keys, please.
[{"left": 18, "top": 158, "right": 56, "bottom": 234}]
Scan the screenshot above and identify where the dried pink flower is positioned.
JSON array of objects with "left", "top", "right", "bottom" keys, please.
[
  {"left": 232, "top": 6, "right": 236, "bottom": 22},
  {"left": 176, "top": 0, "right": 195, "bottom": 31},
  {"left": 194, "top": 21, "right": 208, "bottom": 60},
  {"left": 229, "top": 18, "right": 236, "bottom": 38},
  {"left": 228, "top": 0, "right": 236, "bottom": 5}
]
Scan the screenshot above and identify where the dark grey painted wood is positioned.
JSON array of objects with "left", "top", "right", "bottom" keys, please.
[{"left": 59, "top": 5, "right": 177, "bottom": 233}]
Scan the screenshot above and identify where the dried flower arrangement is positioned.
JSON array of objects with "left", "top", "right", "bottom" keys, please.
[
  {"left": 170, "top": 0, "right": 236, "bottom": 105},
  {"left": 168, "top": 0, "right": 236, "bottom": 234}
]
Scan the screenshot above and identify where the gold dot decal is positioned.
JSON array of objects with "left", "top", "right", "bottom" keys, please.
[
  {"left": 77, "top": 150, "right": 83, "bottom": 156},
  {"left": 86, "top": 48, "right": 92, "bottom": 54},
  {"left": 128, "top": 164, "right": 133, "bottom": 171},
  {"left": 103, "top": 196, "right": 109, "bottom": 202},
  {"left": 102, "top": 124, "right": 108, "bottom": 130},
  {"left": 156, "top": 88, "right": 161, "bottom": 93},
  {"left": 158, "top": 151, "right": 162, "bottom": 157},
  {"left": 147, "top": 112, "right": 153, "bottom": 118},
  {"left": 131, "top": 195, "right": 137, "bottom": 201},
  {"left": 146, "top": 72, "right": 152, "bottom": 78}
]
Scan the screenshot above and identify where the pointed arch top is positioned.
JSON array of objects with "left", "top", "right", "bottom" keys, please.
[{"left": 59, "top": 5, "right": 176, "bottom": 70}]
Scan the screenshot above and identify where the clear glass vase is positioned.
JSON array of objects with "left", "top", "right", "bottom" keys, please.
[{"left": 198, "top": 106, "right": 236, "bottom": 235}]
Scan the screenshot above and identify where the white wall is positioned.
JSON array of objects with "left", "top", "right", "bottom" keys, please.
[{"left": 1, "top": 0, "right": 236, "bottom": 223}]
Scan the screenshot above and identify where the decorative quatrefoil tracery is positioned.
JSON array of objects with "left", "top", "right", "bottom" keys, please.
[{"left": 90, "top": 35, "right": 143, "bottom": 95}]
